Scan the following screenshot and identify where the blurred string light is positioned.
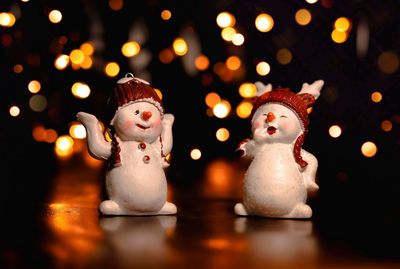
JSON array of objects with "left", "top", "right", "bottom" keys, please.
[
  {"left": 356, "top": 18, "right": 369, "bottom": 58},
  {"left": 371, "top": 91, "right": 382, "bottom": 103},
  {"left": 104, "top": 62, "right": 120, "bottom": 77},
  {"left": 213, "top": 100, "right": 231, "bottom": 118},
  {"left": 236, "top": 101, "right": 253, "bottom": 119},
  {"left": 55, "top": 135, "right": 74, "bottom": 158},
  {"left": 361, "top": 141, "right": 377, "bottom": 158},
  {"left": 378, "top": 51, "right": 399, "bottom": 74},
  {"left": 256, "top": 61, "right": 271, "bottom": 76},
  {"left": 195, "top": 55, "right": 210, "bottom": 71},
  {"left": 69, "top": 122, "right": 86, "bottom": 139},
  {"left": 381, "top": 120, "right": 392, "bottom": 132},
  {"left": 0, "top": 12, "right": 16, "bottom": 27},
  {"left": 216, "top": 128, "right": 230, "bottom": 142},
  {"left": 9, "top": 106, "right": 20, "bottom": 117},
  {"left": 161, "top": 10, "right": 172, "bottom": 20},
  {"left": 48, "top": 10, "right": 62, "bottom": 24},
  {"left": 54, "top": 54, "right": 69, "bottom": 70},
  {"left": 159, "top": 48, "right": 175, "bottom": 64},
  {"left": 331, "top": 17, "right": 352, "bottom": 43},
  {"left": 305, "top": 0, "right": 318, "bottom": 4},
  {"left": 205, "top": 92, "right": 221, "bottom": 108},
  {"left": 238, "top": 82, "right": 256, "bottom": 98},
  {"left": 328, "top": 125, "right": 342, "bottom": 138},
  {"left": 121, "top": 41, "right": 140, "bottom": 57},
  {"left": 216, "top": 12, "right": 236, "bottom": 28},
  {"left": 190, "top": 148, "right": 202, "bottom": 160},
  {"left": 32, "top": 125, "right": 58, "bottom": 143},
  {"left": 172, "top": 38, "right": 188, "bottom": 56},
  {"left": 295, "top": 9, "right": 312, "bottom": 26},
  {"left": 70, "top": 49, "right": 85, "bottom": 65},
  {"left": 71, "top": 82, "right": 91, "bottom": 99},
  {"left": 255, "top": 13, "right": 274, "bottom": 32},
  {"left": 276, "top": 48, "right": 293, "bottom": 65},
  {"left": 29, "top": 95, "right": 47, "bottom": 112},
  {"left": 28, "top": 80, "right": 41, "bottom": 93}
]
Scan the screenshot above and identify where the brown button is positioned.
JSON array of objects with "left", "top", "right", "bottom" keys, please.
[
  {"left": 143, "top": 155, "right": 150, "bottom": 164},
  {"left": 138, "top": 142, "right": 146, "bottom": 150}
]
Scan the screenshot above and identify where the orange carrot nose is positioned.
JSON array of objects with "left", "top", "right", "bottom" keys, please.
[
  {"left": 266, "top": 112, "right": 275, "bottom": 123},
  {"left": 141, "top": 111, "right": 152, "bottom": 121}
]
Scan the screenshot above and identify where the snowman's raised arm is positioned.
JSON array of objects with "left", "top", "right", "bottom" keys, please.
[
  {"left": 237, "top": 138, "right": 257, "bottom": 158},
  {"left": 160, "top": 113, "right": 174, "bottom": 155},
  {"left": 77, "top": 112, "right": 112, "bottom": 160}
]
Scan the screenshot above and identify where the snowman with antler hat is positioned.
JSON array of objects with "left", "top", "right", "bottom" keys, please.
[{"left": 235, "top": 80, "right": 324, "bottom": 218}]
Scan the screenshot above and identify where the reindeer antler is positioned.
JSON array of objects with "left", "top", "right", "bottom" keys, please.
[
  {"left": 254, "top": 81, "right": 272, "bottom": 97},
  {"left": 298, "top": 80, "right": 324, "bottom": 99}
]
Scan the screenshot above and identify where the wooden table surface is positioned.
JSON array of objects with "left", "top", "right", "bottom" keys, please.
[{"left": 2, "top": 154, "right": 400, "bottom": 269}]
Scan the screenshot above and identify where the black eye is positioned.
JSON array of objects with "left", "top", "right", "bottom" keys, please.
[
  {"left": 280, "top": 115, "right": 287, "bottom": 118},
  {"left": 134, "top": 110, "right": 140, "bottom": 115}
]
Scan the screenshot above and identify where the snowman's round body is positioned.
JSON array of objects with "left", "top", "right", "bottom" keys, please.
[{"left": 236, "top": 102, "right": 314, "bottom": 218}]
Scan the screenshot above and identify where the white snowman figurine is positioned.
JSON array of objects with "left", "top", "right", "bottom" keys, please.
[
  {"left": 235, "top": 80, "right": 324, "bottom": 218},
  {"left": 77, "top": 74, "right": 177, "bottom": 216}
]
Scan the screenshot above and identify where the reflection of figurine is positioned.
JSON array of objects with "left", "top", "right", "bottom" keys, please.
[
  {"left": 235, "top": 80, "right": 324, "bottom": 218},
  {"left": 77, "top": 74, "right": 177, "bottom": 215}
]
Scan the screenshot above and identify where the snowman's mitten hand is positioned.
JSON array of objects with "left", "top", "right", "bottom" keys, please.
[
  {"left": 236, "top": 138, "right": 250, "bottom": 157},
  {"left": 162, "top": 114, "right": 175, "bottom": 127},
  {"left": 76, "top": 112, "right": 98, "bottom": 126}
]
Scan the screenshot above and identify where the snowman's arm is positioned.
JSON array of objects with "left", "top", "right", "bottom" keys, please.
[
  {"left": 301, "top": 149, "right": 319, "bottom": 192},
  {"left": 161, "top": 113, "right": 174, "bottom": 155},
  {"left": 237, "top": 138, "right": 257, "bottom": 158},
  {"left": 76, "top": 112, "right": 112, "bottom": 160}
]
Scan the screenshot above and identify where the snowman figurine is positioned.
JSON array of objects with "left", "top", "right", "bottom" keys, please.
[
  {"left": 234, "top": 80, "right": 324, "bottom": 218},
  {"left": 77, "top": 74, "right": 177, "bottom": 216}
]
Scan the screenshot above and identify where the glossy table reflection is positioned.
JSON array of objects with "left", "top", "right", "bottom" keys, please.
[{"left": 2, "top": 154, "right": 400, "bottom": 269}]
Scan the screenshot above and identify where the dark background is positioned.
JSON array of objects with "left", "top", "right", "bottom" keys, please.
[{"left": 1, "top": 0, "right": 400, "bottom": 265}]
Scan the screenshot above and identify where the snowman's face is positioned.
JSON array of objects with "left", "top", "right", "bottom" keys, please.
[
  {"left": 111, "top": 101, "right": 162, "bottom": 142},
  {"left": 251, "top": 103, "right": 302, "bottom": 144}
]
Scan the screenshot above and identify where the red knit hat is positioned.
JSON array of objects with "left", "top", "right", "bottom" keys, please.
[
  {"left": 251, "top": 88, "right": 316, "bottom": 168},
  {"left": 107, "top": 74, "right": 164, "bottom": 124}
]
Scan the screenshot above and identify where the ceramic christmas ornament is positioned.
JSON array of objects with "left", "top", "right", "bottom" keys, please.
[
  {"left": 77, "top": 73, "right": 177, "bottom": 216},
  {"left": 235, "top": 80, "right": 324, "bottom": 218}
]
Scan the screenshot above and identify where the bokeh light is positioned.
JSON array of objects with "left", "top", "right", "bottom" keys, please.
[
  {"left": 9, "top": 106, "right": 20, "bottom": 117},
  {"left": 55, "top": 135, "right": 74, "bottom": 158},
  {"left": 371, "top": 91, "right": 382, "bottom": 103},
  {"left": 276, "top": 48, "right": 293, "bottom": 65},
  {"left": 80, "top": 42, "right": 94, "bottom": 56},
  {"left": 295, "top": 9, "right": 312, "bottom": 26},
  {"left": 216, "top": 12, "right": 236, "bottom": 28},
  {"left": 190, "top": 148, "right": 202, "bottom": 160},
  {"left": 216, "top": 128, "right": 230, "bottom": 142},
  {"left": 45, "top": 129, "right": 58, "bottom": 143},
  {"left": 32, "top": 125, "right": 47, "bottom": 142},
  {"left": 28, "top": 80, "right": 41, "bottom": 93},
  {"left": 105, "top": 62, "right": 120, "bottom": 77},
  {"left": 159, "top": 48, "right": 175, "bottom": 64},
  {"left": 71, "top": 82, "right": 91, "bottom": 99},
  {"left": 109, "top": 0, "right": 123, "bottom": 11},
  {"left": 195, "top": 55, "right": 210, "bottom": 70},
  {"left": 29, "top": 95, "right": 47, "bottom": 112},
  {"left": 238, "top": 83, "right": 257, "bottom": 98},
  {"left": 381, "top": 120, "right": 392, "bottom": 132},
  {"left": 236, "top": 101, "right": 253, "bottom": 119},
  {"left": 305, "top": 0, "right": 318, "bottom": 4},
  {"left": 361, "top": 141, "right": 377, "bottom": 158},
  {"left": 331, "top": 29, "right": 348, "bottom": 43},
  {"left": 378, "top": 51, "right": 399, "bottom": 74},
  {"left": 213, "top": 100, "right": 231, "bottom": 119},
  {"left": 161, "top": 10, "right": 172, "bottom": 20},
  {"left": 54, "top": 54, "right": 70, "bottom": 70},
  {"left": 69, "top": 123, "right": 87, "bottom": 139},
  {"left": 334, "top": 17, "right": 351, "bottom": 32},
  {"left": 49, "top": 10, "right": 62, "bottom": 24},
  {"left": 221, "top": 27, "right": 236, "bottom": 41},
  {"left": 231, "top": 33, "right": 244, "bottom": 46},
  {"left": 256, "top": 61, "right": 271, "bottom": 76},
  {"left": 121, "top": 41, "right": 141, "bottom": 57},
  {"left": 328, "top": 125, "right": 342, "bottom": 138},
  {"left": 0, "top": 12, "right": 16, "bottom": 27},
  {"left": 255, "top": 13, "right": 274, "bottom": 32},
  {"left": 226, "top": 56, "right": 241, "bottom": 70},
  {"left": 205, "top": 92, "right": 221, "bottom": 108},
  {"left": 173, "top": 38, "right": 188, "bottom": 56},
  {"left": 70, "top": 49, "right": 85, "bottom": 65},
  {"left": 13, "top": 64, "right": 23, "bottom": 73}
]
